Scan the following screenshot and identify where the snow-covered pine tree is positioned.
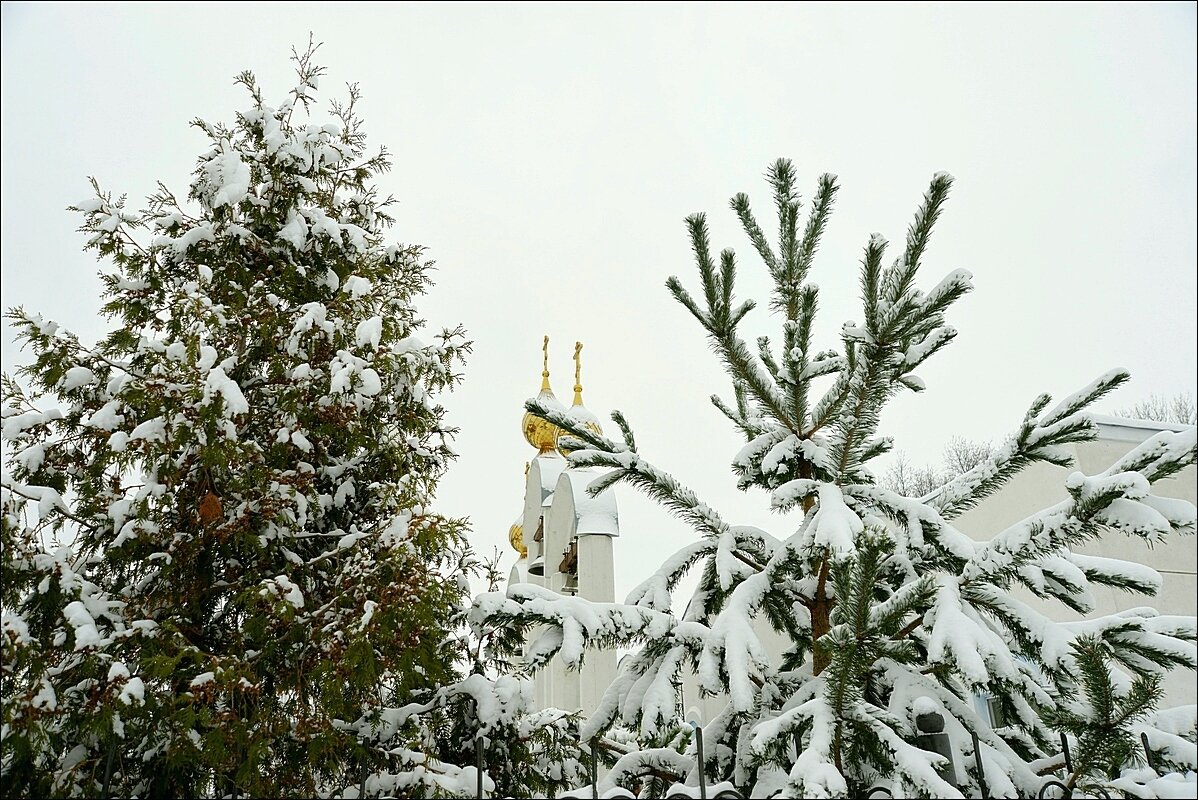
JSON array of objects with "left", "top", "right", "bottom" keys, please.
[
  {"left": 474, "top": 160, "right": 1198, "bottom": 798},
  {"left": 1, "top": 43, "right": 484, "bottom": 798}
]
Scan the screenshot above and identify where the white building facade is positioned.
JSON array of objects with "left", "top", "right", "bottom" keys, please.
[
  {"left": 952, "top": 414, "right": 1197, "bottom": 708},
  {"left": 676, "top": 414, "right": 1197, "bottom": 724}
]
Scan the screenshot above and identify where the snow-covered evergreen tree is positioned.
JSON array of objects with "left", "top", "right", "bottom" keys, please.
[
  {"left": 0, "top": 44, "right": 493, "bottom": 798},
  {"left": 474, "top": 160, "right": 1198, "bottom": 798}
]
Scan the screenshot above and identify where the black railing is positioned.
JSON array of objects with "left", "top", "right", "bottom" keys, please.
[
  {"left": 971, "top": 730, "right": 990, "bottom": 800},
  {"left": 91, "top": 716, "right": 1167, "bottom": 798},
  {"left": 539, "top": 722, "right": 1158, "bottom": 800},
  {"left": 101, "top": 742, "right": 115, "bottom": 798},
  {"left": 335, "top": 718, "right": 1150, "bottom": 800}
]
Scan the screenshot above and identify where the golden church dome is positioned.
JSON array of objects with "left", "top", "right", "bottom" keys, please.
[
  {"left": 522, "top": 335, "right": 564, "bottom": 453},
  {"left": 508, "top": 517, "right": 527, "bottom": 558}
]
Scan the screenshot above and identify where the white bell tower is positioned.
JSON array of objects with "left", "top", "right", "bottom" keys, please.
[{"left": 506, "top": 338, "right": 618, "bottom": 717}]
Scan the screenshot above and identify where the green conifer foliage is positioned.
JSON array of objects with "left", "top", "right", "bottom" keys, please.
[
  {"left": 476, "top": 160, "right": 1197, "bottom": 798},
  {"left": 2, "top": 44, "right": 474, "bottom": 797},
  {"left": 1044, "top": 636, "right": 1161, "bottom": 791}
]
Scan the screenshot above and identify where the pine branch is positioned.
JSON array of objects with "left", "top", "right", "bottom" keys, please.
[
  {"left": 924, "top": 372, "right": 1131, "bottom": 520},
  {"left": 527, "top": 399, "right": 732, "bottom": 538},
  {"left": 666, "top": 271, "right": 789, "bottom": 429},
  {"left": 793, "top": 173, "right": 839, "bottom": 294},
  {"left": 730, "top": 192, "right": 778, "bottom": 279},
  {"left": 882, "top": 173, "right": 954, "bottom": 307}
]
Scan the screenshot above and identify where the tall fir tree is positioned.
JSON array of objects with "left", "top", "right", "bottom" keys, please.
[
  {"left": 0, "top": 44, "right": 492, "bottom": 797},
  {"left": 475, "top": 160, "right": 1198, "bottom": 798}
]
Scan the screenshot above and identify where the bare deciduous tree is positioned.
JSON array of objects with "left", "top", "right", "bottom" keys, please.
[
  {"left": 942, "top": 435, "right": 996, "bottom": 477},
  {"left": 883, "top": 437, "right": 995, "bottom": 497},
  {"left": 1116, "top": 392, "right": 1196, "bottom": 426},
  {"left": 882, "top": 452, "right": 943, "bottom": 498}
]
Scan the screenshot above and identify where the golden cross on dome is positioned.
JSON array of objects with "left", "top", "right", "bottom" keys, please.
[{"left": 573, "top": 341, "right": 584, "bottom": 404}]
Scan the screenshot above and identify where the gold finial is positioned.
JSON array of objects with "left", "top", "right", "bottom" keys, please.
[
  {"left": 573, "top": 341, "right": 584, "bottom": 405},
  {"left": 541, "top": 335, "right": 551, "bottom": 391}
]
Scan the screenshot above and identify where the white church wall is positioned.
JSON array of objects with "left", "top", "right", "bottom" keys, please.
[
  {"left": 578, "top": 534, "right": 617, "bottom": 716},
  {"left": 521, "top": 464, "right": 624, "bottom": 718},
  {"left": 672, "top": 420, "right": 1198, "bottom": 726},
  {"left": 953, "top": 421, "right": 1197, "bottom": 707},
  {"left": 544, "top": 471, "right": 581, "bottom": 713}
]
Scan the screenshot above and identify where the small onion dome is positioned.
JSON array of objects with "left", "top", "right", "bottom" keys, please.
[
  {"left": 522, "top": 387, "right": 564, "bottom": 453},
  {"left": 508, "top": 515, "right": 526, "bottom": 558},
  {"left": 521, "top": 335, "right": 565, "bottom": 453},
  {"left": 559, "top": 341, "right": 603, "bottom": 456}
]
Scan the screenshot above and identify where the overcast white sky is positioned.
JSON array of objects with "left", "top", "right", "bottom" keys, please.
[{"left": 2, "top": 3, "right": 1195, "bottom": 601}]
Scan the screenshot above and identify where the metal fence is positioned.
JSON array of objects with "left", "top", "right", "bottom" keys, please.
[
  {"left": 90, "top": 719, "right": 1164, "bottom": 799},
  {"left": 458, "top": 724, "right": 1164, "bottom": 800}
]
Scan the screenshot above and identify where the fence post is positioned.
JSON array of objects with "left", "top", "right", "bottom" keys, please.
[
  {"left": 101, "top": 741, "right": 115, "bottom": 798},
  {"left": 1140, "top": 731, "right": 1155, "bottom": 774},
  {"left": 476, "top": 733, "right": 485, "bottom": 799},
  {"left": 970, "top": 730, "right": 989, "bottom": 800},
  {"left": 358, "top": 750, "right": 368, "bottom": 800},
  {"left": 590, "top": 741, "right": 598, "bottom": 800},
  {"left": 1060, "top": 732, "right": 1072, "bottom": 775},
  {"left": 690, "top": 721, "right": 707, "bottom": 800}
]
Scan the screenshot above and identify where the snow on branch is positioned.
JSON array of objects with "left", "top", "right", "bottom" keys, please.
[{"left": 471, "top": 583, "right": 677, "bottom": 671}]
